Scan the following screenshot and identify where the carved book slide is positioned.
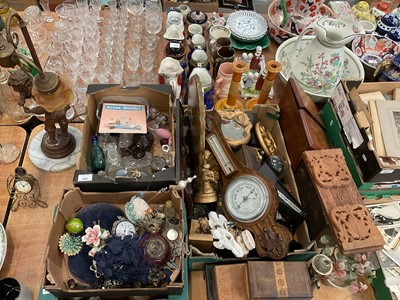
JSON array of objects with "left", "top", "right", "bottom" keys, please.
[{"left": 303, "top": 149, "right": 384, "bottom": 254}]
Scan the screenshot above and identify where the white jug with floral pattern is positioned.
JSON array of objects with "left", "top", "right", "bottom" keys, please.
[{"left": 289, "top": 16, "right": 365, "bottom": 95}]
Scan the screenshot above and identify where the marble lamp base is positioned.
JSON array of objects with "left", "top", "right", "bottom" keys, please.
[{"left": 28, "top": 126, "right": 82, "bottom": 172}]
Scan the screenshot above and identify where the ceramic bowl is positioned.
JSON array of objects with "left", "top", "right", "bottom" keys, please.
[
  {"left": 351, "top": 34, "right": 400, "bottom": 79},
  {"left": 276, "top": 36, "right": 365, "bottom": 103},
  {"left": 267, "top": 0, "right": 333, "bottom": 44}
]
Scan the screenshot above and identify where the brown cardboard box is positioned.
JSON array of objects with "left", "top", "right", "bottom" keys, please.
[
  {"left": 73, "top": 84, "right": 185, "bottom": 192},
  {"left": 189, "top": 219, "right": 214, "bottom": 253},
  {"left": 43, "top": 187, "right": 185, "bottom": 297}
]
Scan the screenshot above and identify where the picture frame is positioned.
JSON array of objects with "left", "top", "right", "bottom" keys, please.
[
  {"left": 218, "top": 0, "right": 253, "bottom": 11},
  {"left": 376, "top": 100, "right": 400, "bottom": 158},
  {"left": 366, "top": 201, "right": 400, "bottom": 228}
]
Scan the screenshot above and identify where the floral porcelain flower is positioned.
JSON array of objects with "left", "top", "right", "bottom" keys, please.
[
  {"left": 82, "top": 225, "right": 109, "bottom": 247},
  {"left": 350, "top": 280, "right": 368, "bottom": 294}
]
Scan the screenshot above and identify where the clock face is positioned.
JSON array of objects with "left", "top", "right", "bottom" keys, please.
[
  {"left": 15, "top": 180, "right": 32, "bottom": 194},
  {"left": 115, "top": 221, "right": 136, "bottom": 238},
  {"left": 225, "top": 175, "right": 269, "bottom": 223}
]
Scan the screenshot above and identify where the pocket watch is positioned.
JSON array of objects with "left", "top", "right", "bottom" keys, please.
[
  {"left": 206, "top": 111, "right": 292, "bottom": 259},
  {"left": 7, "top": 167, "right": 47, "bottom": 211},
  {"left": 112, "top": 217, "right": 137, "bottom": 239}
]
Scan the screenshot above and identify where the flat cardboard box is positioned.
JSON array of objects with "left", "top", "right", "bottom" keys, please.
[
  {"left": 73, "top": 84, "right": 185, "bottom": 192},
  {"left": 43, "top": 188, "right": 185, "bottom": 297}
]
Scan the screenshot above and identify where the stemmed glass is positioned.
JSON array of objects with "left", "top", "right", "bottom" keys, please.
[
  {"left": 145, "top": 13, "right": 162, "bottom": 42},
  {"left": 128, "top": 0, "right": 144, "bottom": 31},
  {"left": 89, "top": 0, "right": 103, "bottom": 22},
  {"left": 39, "top": 0, "right": 55, "bottom": 23},
  {"left": 140, "top": 51, "right": 155, "bottom": 83}
]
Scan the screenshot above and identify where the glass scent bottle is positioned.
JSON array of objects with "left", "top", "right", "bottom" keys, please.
[
  {"left": 249, "top": 46, "right": 263, "bottom": 72},
  {"left": 98, "top": 133, "right": 117, "bottom": 153},
  {"left": 90, "top": 135, "right": 106, "bottom": 174},
  {"left": 105, "top": 142, "right": 124, "bottom": 178}
]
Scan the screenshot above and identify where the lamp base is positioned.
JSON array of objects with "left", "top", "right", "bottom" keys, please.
[
  {"left": 28, "top": 126, "right": 82, "bottom": 172},
  {"left": 41, "top": 129, "right": 76, "bottom": 159},
  {"left": 194, "top": 191, "right": 218, "bottom": 203}
]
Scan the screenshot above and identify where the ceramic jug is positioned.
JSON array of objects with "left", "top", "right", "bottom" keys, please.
[
  {"left": 189, "top": 67, "right": 214, "bottom": 110},
  {"left": 215, "top": 62, "right": 233, "bottom": 99},
  {"left": 289, "top": 16, "right": 365, "bottom": 95},
  {"left": 158, "top": 57, "right": 184, "bottom": 101}
]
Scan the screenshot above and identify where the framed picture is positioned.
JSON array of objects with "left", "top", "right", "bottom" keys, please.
[
  {"left": 218, "top": 0, "right": 253, "bottom": 11},
  {"left": 376, "top": 100, "right": 400, "bottom": 158}
]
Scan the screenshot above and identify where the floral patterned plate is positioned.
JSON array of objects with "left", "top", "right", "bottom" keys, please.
[
  {"left": 226, "top": 11, "right": 268, "bottom": 42},
  {"left": 0, "top": 223, "right": 6, "bottom": 270},
  {"left": 276, "top": 36, "right": 364, "bottom": 103},
  {"left": 351, "top": 34, "right": 400, "bottom": 69}
]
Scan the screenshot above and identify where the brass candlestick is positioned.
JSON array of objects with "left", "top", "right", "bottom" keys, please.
[
  {"left": 245, "top": 60, "right": 282, "bottom": 109},
  {"left": 214, "top": 60, "right": 247, "bottom": 110}
]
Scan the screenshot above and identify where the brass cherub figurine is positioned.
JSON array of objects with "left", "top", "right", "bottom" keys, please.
[{"left": 194, "top": 150, "right": 220, "bottom": 203}]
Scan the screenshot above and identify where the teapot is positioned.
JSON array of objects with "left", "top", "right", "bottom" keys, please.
[{"left": 289, "top": 16, "right": 365, "bottom": 95}]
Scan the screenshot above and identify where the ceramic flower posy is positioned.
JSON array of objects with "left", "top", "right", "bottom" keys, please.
[{"left": 82, "top": 224, "right": 110, "bottom": 256}]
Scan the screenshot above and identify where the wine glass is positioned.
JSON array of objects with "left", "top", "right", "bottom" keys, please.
[
  {"left": 39, "top": 0, "right": 55, "bottom": 23},
  {"left": 89, "top": 0, "right": 103, "bottom": 22},
  {"left": 145, "top": 13, "right": 162, "bottom": 42},
  {"left": 128, "top": 0, "right": 144, "bottom": 17}
]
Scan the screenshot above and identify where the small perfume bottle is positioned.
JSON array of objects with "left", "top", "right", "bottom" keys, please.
[
  {"left": 105, "top": 143, "right": 124, "bottom": 178},
  {"left": 90, "top": 135, "right": 106, "bottom": 174}
]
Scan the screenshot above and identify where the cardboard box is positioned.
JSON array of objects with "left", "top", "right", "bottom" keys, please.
[
  {"left": 73, "top": 84, "right": 185, "bottom": 192},
  {"left": 43, "top": 188, "right": 185, "bottom": 297},
  {"left": 163, "top": 1, "right": 219, "bottom": 13},
  {"left": 322, "top": 81, "right": 400, "bottom": 187},
  {"left": 189, "top": 219, "right": 214, "bottom": 253}
]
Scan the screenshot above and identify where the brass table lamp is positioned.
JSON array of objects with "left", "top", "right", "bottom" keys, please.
[{"left": 0, "top": 11, "right": 76, "bottom": 159}]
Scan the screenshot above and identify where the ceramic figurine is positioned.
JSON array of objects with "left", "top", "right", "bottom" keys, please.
[
  {"left": 249, "top": 46, "right": 263, "bottom": 72},
  {"left": 158, "top": 57, "right": 184, "bottom": 101},
  {"left": 241, "top": 52, "right": 254, "bottom": 71}
]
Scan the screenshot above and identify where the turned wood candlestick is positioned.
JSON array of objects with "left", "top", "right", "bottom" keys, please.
[
  {"left": 214, "top": 60, "right": 247, "bottom": 110},
  {"left": 245, "top": 60, "right": 282, "bottom": 109}
]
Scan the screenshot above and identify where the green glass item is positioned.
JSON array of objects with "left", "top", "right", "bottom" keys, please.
[{"left": 90, "top": 135, "right": 106, "bottom": 173}]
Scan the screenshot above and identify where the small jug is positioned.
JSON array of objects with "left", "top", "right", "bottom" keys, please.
[
  {"left": 158, "top": 57, "right": 184, "bottom": 100},
  {"left": 213, "top": 46, "right": 235, "bottom": 78},
  {"left": 188, "top": 49, "right": 209, "bottom": 76},
  {"left": 189, "top": 68, "right": 214, "bottom": 110},
  {"left": 215, "top": 62, "right": 233, "bottom": 99}
]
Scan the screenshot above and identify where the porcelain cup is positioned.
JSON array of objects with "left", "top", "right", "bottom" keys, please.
[
  {"left": 209, "top": 25, "right": 231, "bottom": 56},
  {"left": 215, "top": 62, "right": 233, "bottom": 99},
  {"left": 188, "top": 23, "right": 203, "bottom": 39},
  {"left": 213, "top": 46, "right": 235, "bottom": 78}
]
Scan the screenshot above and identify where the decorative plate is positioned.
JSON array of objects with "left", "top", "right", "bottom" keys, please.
[
  {"left": 226, "top": 11, "right": 268, "bottom": 42},
  {"left": 230, "top": 34, "right": 270, "bottom": 51},
  {"left": 276, "top": 36, "right": 365, "bottom": 102},
  {"left": 351, "top": 34, "right": 400, "bottom": 69},
  {"left": 0, "top": 223, "right": 6, "bottom": 270}
]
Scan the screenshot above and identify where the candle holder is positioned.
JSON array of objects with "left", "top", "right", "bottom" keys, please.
[
  {"left": 214, "top": 59, "right": 247, "bottom": 110},
  {"left": 0, "top": 11, "right": 79, "bottom": 161},
  {"left": 245, "top": 60, "right": 282, "bottom": 109}
]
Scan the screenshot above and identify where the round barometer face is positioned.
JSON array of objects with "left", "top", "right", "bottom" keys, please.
[{"left": 225, "top": 175, "right": 269, "bottom": 223}]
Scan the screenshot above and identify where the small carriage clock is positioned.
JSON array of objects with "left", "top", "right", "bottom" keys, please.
[
  {"left": 206, "top": 111, "right": 292, "bottom": 259},
  {"left": 7, "top": 166, "right": 47, "bottom": 211}
]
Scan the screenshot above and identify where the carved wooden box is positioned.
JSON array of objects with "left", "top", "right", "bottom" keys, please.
[{"left": 303, "top": 149, "right": 384, "bottom": 254}]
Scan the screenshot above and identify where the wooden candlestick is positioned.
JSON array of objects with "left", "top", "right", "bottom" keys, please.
[
  {"left": 214, "top": 60, "right": 247, "bottom": 110},
  {"left": 245, "top": 60, "right": 282, "bottom": 109}
]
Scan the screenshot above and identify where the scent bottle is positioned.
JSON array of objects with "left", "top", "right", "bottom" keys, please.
[
  {"left": 90, "top": 135, "right": 106, "bottom": 173},
  {"left": 105, "top": 142, "right": 124, "bottom": 178}
]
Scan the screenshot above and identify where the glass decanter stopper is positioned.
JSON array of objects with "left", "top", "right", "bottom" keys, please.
[{"left": 90, "top": 135, "right": 106, "bottom": 174}]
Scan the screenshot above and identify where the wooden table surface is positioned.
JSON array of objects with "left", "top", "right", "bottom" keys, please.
[
  {"left": 0, "top": 126, "right": 27, "bottom": 223},
  {"left": 0, "top": 123, "right": 82, "bottom": 300}
]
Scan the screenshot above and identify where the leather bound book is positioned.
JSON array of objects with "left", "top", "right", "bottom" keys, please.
[{"left": 247, "top": 261, "right": 313, "bottom": 299}]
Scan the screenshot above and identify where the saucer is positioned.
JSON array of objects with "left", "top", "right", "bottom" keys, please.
[{"left": 230, "top": 34, "right": 270, "bottom": 51}]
